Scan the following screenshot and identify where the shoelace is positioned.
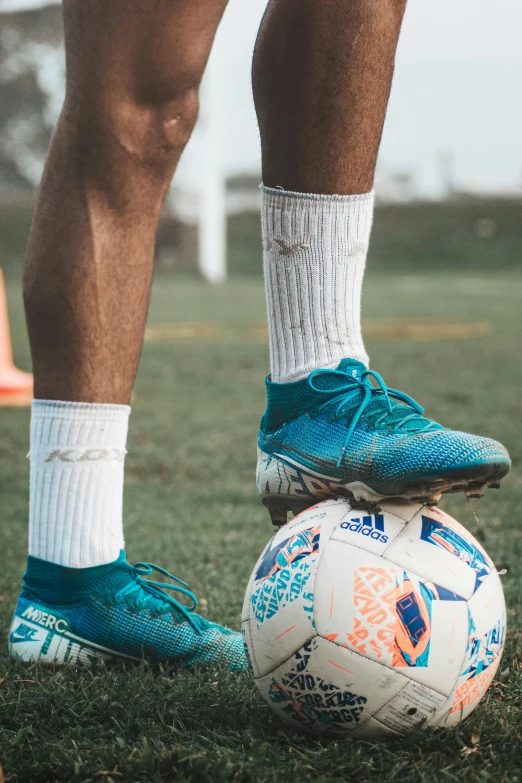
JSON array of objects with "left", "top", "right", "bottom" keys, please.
[
  {"left": 115, "top": 562, "right": 204, "bottom": 634},
  {"left": 308, "top": 367, "right": 440, "bottom": 467}
]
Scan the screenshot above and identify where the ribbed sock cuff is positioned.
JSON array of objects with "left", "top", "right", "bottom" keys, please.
[{"left": 262, "top": 187, "right": 374, "bottom": 253}]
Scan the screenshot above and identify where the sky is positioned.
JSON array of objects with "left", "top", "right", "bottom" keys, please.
[{"left": 2, "top": 0, "right": 522, "bottom": 197}]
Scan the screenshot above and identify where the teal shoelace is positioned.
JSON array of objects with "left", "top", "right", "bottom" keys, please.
[
  {"left": 114, "top": 562, "right": 206, "bottom": 634},
  {"left": 308, "top": 368, "right": 441, "bottom": 467}
]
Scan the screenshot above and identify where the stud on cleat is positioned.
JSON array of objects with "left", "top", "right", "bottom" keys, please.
[
  {"left": 262, "top": 496, "right": 315, "bottom": 527},
  {"left": 265, "top": 501, "right": 289, "bottom": 527},
  {"left": 488, "top": 481, "right": 501, "bottom": 489},
  {"left": 408, "top": 484, "right": 442, "bottom": 506},
  {"left": 466, "top": 483, "right": 485, "bottom": 500},
  {"left": 348, "top": 499, "right": 383, "bottom": 514}
]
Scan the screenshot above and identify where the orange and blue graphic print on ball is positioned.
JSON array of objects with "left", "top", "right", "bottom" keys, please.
[
  {"left": 347, "top": 566, "right": 465, "bottom": 668},
  {"left": 392, "top": 573, "right": 464, "bottom": 667},
  {"left": 420, "top": 514, "right": 493, "bottom": 593},
  {"left": 267, "top": 640, "right": 368, "bottom": 733},
  {"left": 250, "top": 526, "right": 321, "bottom": 625},
  {"left": 450, "top": 614, "right": 505, "bottom": 716},
  {"left": 254, "top": 526, "right": 321, "bottom": 581}
]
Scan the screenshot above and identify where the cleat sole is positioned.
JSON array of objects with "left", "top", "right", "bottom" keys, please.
[{"left": 259, "top": 455, "right": 510, "bottom": 524}]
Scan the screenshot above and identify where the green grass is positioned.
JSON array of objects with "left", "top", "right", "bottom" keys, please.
[{"left": 1, "top": 271, "right": 521, "bottom": 782}]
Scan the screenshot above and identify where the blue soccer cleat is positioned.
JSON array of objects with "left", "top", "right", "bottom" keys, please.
[
  {"left": 257, "top": 359, "right": 511, "bottom": 525},
  {"left": 8, "top": 552, "right": 248, "bottom": 671}
]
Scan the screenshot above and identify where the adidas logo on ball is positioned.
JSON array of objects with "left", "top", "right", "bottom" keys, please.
[{"left": 340, "top": 514, "right": 388, "bottom": 544}]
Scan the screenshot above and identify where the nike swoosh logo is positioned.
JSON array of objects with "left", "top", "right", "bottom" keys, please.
[
  {"left": 10, "top": 633, "right": 37, "bottom": 644},
  {"left": 265, "top": 239, "right": 310, "bottom": 257}
]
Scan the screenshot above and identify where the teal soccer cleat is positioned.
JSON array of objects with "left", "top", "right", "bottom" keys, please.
[
  {"left": 9, "top": 552, "right": 247, "bottom": 671},
  {"left": 257, "top": 359, "right": 511, "bottom": 525}
]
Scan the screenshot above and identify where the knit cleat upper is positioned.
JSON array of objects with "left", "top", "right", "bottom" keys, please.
[
  {"left": 257, "top": 359, "right": 511, "bottom": 525},
  {"left": 9, "top": 551, "right": 248, "bottom": 671}
]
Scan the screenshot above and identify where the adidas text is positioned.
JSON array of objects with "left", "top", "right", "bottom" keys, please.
[{"left": 340, "top": 514, "right": 389, "bottom": 544}]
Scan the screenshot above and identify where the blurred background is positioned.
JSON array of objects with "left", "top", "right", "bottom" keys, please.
[{"left": 0, "top": 0, "right": 521, "bottom": 279}]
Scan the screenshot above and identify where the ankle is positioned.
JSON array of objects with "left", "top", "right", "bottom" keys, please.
[
  {"left": 28, "top": 400, "right": 129, "bottom": 569},
  {"left": 21, "top": 551, "right": 127, "bottom": 606},
  {"left": 262, "top": 187, "right": 373, "bottom": 384}
]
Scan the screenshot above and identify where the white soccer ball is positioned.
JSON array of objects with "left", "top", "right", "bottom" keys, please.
[{"left": 242, "top": 498, "right": 506, "bottom": 738}]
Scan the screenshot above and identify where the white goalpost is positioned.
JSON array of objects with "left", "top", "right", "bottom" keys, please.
[{"left": 197, "top": 58, "right": 228, "bottom": 284}]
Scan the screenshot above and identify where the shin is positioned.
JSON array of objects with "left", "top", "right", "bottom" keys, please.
[{"left": 24, "top": 0, "right": 228, "bottom": 404}]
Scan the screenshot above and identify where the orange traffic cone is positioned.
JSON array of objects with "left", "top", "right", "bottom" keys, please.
[{"left": 0, "top": 268, "right": 33, "bottom": 407}]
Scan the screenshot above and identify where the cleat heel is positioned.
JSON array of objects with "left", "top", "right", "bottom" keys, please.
[{"left": 261, "top": 496, "right": 313, "bottom": 527}]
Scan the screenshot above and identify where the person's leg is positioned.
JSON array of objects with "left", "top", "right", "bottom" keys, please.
[
  {"left": 10, "top": 0, "right": 246, "bottom": 670},
  {"left": 254, "top": 0, "right": 403, "bottom": 382},
  {"left": 25, "top": 0, "right": 228, "bottom": 404},
  {"left": 253, "top": 0, "right": 510, "bottom": 524},
  {"left": 254, "top": 0, "right": 403, "bottom": 196}
]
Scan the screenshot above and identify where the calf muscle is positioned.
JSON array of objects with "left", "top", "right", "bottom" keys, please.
[{"left": 24, "top": 0, "right": 228, "bottom": 404}]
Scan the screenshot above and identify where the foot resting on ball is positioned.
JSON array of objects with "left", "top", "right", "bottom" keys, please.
[
  {"left": 257, "top": 359, "right": 511, "bottom": 525},
  {"left": 9, "top": 551, "right": 248, "bottom": 671}
]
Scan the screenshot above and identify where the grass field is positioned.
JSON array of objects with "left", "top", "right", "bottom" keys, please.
[{"left": 0, "top": 271, "right": 521, "bottom": 782}]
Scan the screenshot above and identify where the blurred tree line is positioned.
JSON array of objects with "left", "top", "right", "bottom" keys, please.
[{"left": 0, "top": 4, "right": 63, "bottom": 198}]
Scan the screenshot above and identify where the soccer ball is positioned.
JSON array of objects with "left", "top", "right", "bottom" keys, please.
[{"left": 242, "top": 498, "right": 506, "bottom": 738}]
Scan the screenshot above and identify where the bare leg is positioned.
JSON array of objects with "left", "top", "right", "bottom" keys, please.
[
  {"left": 253, "top": 0, "right": 407, "bottom": 194},
  {"left": 15, "top": 0, "right": 249, "bottom": 668},
  {"left": 24, "top": 0, "right": 228, "bottom": 404}
]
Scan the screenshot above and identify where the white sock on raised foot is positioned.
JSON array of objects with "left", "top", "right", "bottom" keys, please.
[
  {"left": 28, "top": 400, "right": 130, "bottom": 568},
  {"left": 262, "top": 186, "right": 375, "bottom": 384}
]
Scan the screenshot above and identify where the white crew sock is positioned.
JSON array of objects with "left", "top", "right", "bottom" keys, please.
[
  {"left": 28, "top": 400, "right": 130, "bottom": 569},
  {"left": 262, "top": 186, "right": 375, "bottom": 384}
]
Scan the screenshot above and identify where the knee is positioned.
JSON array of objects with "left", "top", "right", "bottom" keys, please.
[
  {"left": 64, "top": 75, "right": 201, "bottom": 182},
  {"left": 117, "top": 84, "right": 200, "bottom": 168}
]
